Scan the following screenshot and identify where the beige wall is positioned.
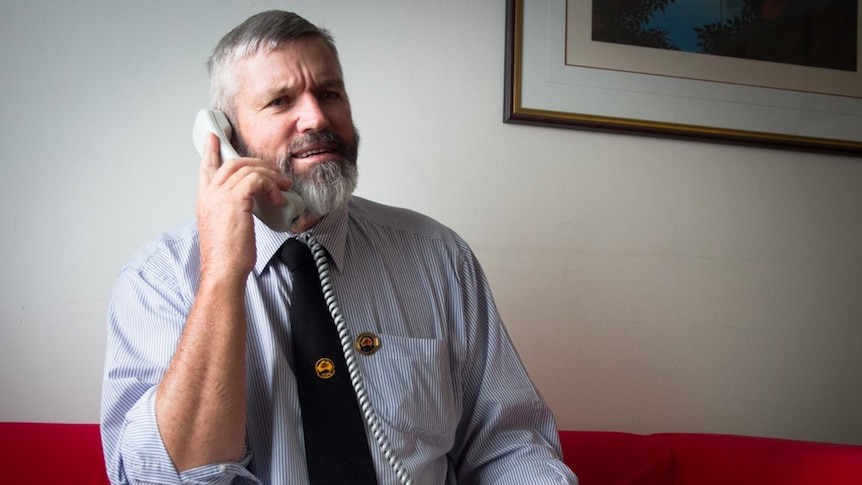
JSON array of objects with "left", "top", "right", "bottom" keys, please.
[{"left": 2, "top": 0, "right": 860, "bottom": 445}]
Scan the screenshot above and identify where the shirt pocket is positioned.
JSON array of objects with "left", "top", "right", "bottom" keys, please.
[{"left": 357, "top": 333, "right": 460, "bottom": 449}]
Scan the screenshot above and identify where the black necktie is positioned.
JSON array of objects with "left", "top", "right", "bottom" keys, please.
[{"left": 279, "top": 238, "right": 378, "bottom": 485}]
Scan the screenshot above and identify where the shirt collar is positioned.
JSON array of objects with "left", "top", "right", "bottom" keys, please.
[{"left": 252, "top": 200, "right": 350, "bottom": 276}]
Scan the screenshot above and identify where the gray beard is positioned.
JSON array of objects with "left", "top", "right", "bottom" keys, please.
[
  {"left": 283, "top": 157, "right": 358, "bottom": 218},
  {"left": 235, "top": 127, "right": 360, "bottom": 219}
]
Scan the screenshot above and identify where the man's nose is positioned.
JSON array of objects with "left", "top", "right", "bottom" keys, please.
[{"left": 295, "top": 93, "right": 330, "bottom": 132}]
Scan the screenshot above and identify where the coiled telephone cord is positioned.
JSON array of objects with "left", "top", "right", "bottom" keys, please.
[{"left": 299, "top": 233, "right": 414, "bottom": 485}]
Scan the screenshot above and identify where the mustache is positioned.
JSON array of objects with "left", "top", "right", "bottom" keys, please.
[
  {"left": 287, "top": 130, "right": 354, "bottom": 165},
  {"left": 233, "top": 126, "right": 355, "bottom": 164}
]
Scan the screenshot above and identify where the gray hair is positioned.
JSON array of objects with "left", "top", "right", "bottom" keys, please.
[{"left": 206, "top": 10, "right": 340, "bottom": 116}]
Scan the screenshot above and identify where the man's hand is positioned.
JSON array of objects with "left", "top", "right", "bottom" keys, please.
[{"left": 196, "top": 133, "right": 292, "bottom": 282}]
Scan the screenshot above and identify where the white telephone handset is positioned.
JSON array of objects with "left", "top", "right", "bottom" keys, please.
[{"left": 193, "top": 109, "right": 304, "bottom": 232}]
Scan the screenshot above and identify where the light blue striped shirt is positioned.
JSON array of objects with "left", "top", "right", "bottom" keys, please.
[{"left": 101, "top": 196, "right": 577, "bottom": 484}]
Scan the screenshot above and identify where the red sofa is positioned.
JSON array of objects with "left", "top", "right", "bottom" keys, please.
[
  {"left": 560, "top": 430, "right": 862, "bottom": 485},
  {"left": 2, "top": 422, "right": 861, "bottom": 484}
]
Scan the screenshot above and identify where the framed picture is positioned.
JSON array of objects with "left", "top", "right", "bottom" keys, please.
[{"left": 504, "top": 0, "right": 862, "bottom": 154}]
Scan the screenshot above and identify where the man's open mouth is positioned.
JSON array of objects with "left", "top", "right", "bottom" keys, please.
[{"left": 293, "top": 146, "right": 335, "bottom": 159}]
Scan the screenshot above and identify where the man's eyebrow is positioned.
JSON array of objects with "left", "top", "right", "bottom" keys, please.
[
  {"left": 261, "top": 82, "right": 297, "bottom": 98},
  {"left": 254, "top": 76, "right": 346, "bottom": 107},
  {"left": 316, "top": 78, "right": 346, "bottom": 91},
  {"left": 263, "top": 77, "right": 344, "bottom": 96}
]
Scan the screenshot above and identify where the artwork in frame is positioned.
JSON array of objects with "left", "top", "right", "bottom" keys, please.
[{"left": 504, "top": 0, "right": 862, "bottom": 154}]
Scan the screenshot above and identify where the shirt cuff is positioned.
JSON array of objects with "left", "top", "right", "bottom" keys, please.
[
  {"left": 178, "top": 448, "right": 258, "bottom": 485},
  {"left": 120, "top": 388, "right": 258, "bottom": 484}
]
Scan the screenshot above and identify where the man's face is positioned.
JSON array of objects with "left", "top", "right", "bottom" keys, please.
[{"left": 231, "top": 36, "right": 358, "bottom": 215}]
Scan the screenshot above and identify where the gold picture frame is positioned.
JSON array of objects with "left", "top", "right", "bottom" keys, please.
[{"left": 504, "top": 0, "right": 862, "bottom": 154}]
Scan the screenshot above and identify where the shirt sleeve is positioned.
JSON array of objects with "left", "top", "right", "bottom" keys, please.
[
  {"left": 448, "top": 248, "right": 578, "bottom": 484},
  {"left": 100, "top": 250, "right": 259, "bottom": 485}
]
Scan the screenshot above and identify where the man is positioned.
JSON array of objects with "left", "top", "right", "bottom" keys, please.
[{"left": 101, "top": 10, "right": 576, "bottom": 485}]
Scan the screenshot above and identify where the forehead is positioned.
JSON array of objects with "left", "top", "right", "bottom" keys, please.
[{"left": 235, "top": 37, "right": 344, "bottom": 95}]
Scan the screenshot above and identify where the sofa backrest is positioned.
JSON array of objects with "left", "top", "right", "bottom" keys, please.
[
  {"left": 656, "top": 432, "right": 862, "bottom": 485},
  {"left": 0, "top": 422, "right": 110, "bottom": 485},
  {"left": 559, "top": 430, "right": 862, "bottom": 485},
  {"left": 560, "top": 430, "right": 675, "bottom": 485},
  {"left": 3, "top": 423, "right": 862, "bottom": 485}
]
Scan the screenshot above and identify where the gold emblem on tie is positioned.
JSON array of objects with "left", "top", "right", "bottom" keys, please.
[
  {"left": 315, "top": 358, "right": 335, "bottom": 379},
  {"left": 354, "top": 332, "right": 381, "bottom": 355}
]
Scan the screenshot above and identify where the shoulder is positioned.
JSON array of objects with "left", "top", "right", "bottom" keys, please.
[
  {"left": 120, "top": 219, "right": 201, "bottom": 283},
  {"left": 347, "top": 196, "right": 469, "bottom": 251}
]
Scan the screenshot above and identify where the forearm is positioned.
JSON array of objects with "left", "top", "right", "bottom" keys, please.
[
  {"left": 156, "top": 276, "right": 249, "bottom": 472},
  {"left": 152, "top": 131, "right": 275, "bottom": 472}
]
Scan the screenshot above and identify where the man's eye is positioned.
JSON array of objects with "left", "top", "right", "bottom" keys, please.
[
  {"left": 268, "top": 97, "right": 289, "bottom": 107},
  {"left": 319, "top": 91, "right": 342, "bottom": 102}
]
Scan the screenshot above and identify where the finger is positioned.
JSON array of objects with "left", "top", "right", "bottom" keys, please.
[
  {"left": 198, "top": 133, "right": 222, "bottom": 188},
  {"left": 225, "top": 169, "right": 289, "bottom": 206},
  {"left": 216, "top": 158, "right": 293, "bottom": 193},
  {"left": 251, "top": 168, "right": 293, "bottom": 206}
]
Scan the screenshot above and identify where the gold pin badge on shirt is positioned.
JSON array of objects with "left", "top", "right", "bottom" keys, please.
[
  {"left": 315, "top": 358, "right": 335, "bottom": 379},
  {"left": 354, "top": 332, "right": 380, "bottom": 355}
]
